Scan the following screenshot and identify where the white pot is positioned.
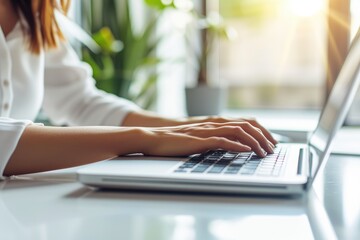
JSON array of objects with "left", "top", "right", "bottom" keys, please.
[{"left": 185, "top": 85, "right": 226, "bottom": 116}]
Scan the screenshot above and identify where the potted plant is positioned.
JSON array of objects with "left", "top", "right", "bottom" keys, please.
[
  {"left": 184, "top": 0, "right": 236, "bottom": 116},
  {"left": 80, "top": 0, "right": 174, "bottom": 109}
]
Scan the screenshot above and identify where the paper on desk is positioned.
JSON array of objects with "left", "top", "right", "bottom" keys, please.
[{"left": 332, "top": 127, "right": 360, "bottom": 155}]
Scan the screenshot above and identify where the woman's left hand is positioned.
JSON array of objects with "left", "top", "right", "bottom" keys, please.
[{"left": 182, "top": 116, "right": 278, "bottom": 145}]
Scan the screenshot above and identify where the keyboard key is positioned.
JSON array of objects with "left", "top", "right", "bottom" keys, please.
[
  {"left": 240, "top": 167, "right": 256, "bottom": 174},
  {"left": 213, "top": 150, "right": 227, "bottom": 154},
  {"left": 259, "top": 165, "right": 274, "bottom": 170},
  {"left": 225, "top": 166, "right": 241, "bottom": 174},
  {"left": 232, "top": 158, "right": 246, "bottom": 165},
  {"left": 216, "top": 160, "right": 232, "bottom": 166},
  {"left": 191, "top": 165, "right": 210, "bottom": 173},
  {"left": 203, "top": 159, "right": 218, "bottom": 164},
  {"left": 225, "top": 170, "right": 239, "bottom": 174},
  {"left": 227, "top": 166, "right": 241, "bottom": 171},
  {"left": 224, "top": 152, "right": 238, "bottom": 157},
  {"left": 237, "top": 152, "right": 251, "bottom": 158},
  {"left": 188, "top": 156, "right": 204, "bottom": 163},
  {"left": 179, "top": 163, "right": 197, "bottom": 168},
  {"left": 208, "top": 166, "right": 226, "bottom": 173},
  {"left": 198, "top": 163, "right": 212, "bottom": 167},
  {"left": 242, "top": 165, "right": 257, "bottom": 169},
  {"left": 206, "top": 155, "right": 220, "bottom": 161},
  {"left": 222, "top": 153, "right": 238, "bottom": 160},
  {"left": 264, "top": 156, "right": 277, "bottom": 160}
]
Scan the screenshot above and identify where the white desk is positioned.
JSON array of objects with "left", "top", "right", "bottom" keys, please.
[
  {"left": 1, "top": 149, "right": 360, "bottom": 239},
  {"left": 0, "top": 171, "right": 314, "bottom": 240}
]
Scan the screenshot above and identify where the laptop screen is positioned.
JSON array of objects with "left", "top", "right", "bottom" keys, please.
[{"left": 309, "top": 28, "right": 360, "bottom": 162}]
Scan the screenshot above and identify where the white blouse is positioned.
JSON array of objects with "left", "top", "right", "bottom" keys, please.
[{"left": 0, "top": 21, "right": 140, "bottom": 177}]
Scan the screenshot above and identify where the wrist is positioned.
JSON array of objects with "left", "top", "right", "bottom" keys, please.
[{"left": 112, "top": 127, "right": 157, "bottom": 155}]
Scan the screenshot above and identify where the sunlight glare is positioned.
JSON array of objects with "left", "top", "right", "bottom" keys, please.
[{"left": 287, "top": 0, "right": 324, "bottom": 17}]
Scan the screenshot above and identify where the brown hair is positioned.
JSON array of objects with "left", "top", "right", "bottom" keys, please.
[{"left": 11, "top": 0, "right": 71, "bottom": 54}]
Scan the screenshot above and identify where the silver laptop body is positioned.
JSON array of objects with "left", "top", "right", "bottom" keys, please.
[{"left": 77, "top": 28, "right": 360, "bottom": 195}]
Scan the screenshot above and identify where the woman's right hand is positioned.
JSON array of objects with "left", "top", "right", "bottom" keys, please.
[{"left": 139, "top": 121, "right": 275, "bottom": 157}]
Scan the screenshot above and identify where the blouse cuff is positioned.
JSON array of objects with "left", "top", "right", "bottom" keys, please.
[{"left": 0, "top": 118, "right": 32, "bottom": 179}]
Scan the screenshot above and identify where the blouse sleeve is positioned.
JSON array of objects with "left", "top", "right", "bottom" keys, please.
[
  {"left": 42, "top": 42, "right": 140, "bottom": 126},
  {"left": 0, "top": 118, "right": 32, "bottom": 179}
]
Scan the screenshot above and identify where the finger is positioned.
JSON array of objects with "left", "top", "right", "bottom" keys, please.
[
  {"left": 243, "top": 119, "right": 278, "bottom": 144},
  {"left": 212, "top": 123, "right": 274, "bottom": 155},
  {"left": 174, "top": 124, "right": 273, "bottom": 157},
  {"left": 230, "top": 127, "right": 269, "bottom": 157},
  {"left": 154, "top": 122, "right": 273, "bottom": 157},
  {"left": 203, "top": 121, "right": 277, "bottom": 147},
  {"left": 187, "top": 116, "right": 278, "bottom": 145},
  {"left": 187, "top": 126, "right": 269, "bottom": 157},
  {"left": 236, "top": 123, "right": 274, "bottom": 155},
  {"left": 147, "top": 134, "right": 251, "bottom": 156},
  {"left": 255, "top": 125, "right": 277, "bottom": 145},
  {"left": 268, "top": 140, "right": 275, "bottom": 149},
  {"left": 204, "top": 136, "right": 252, "bottom": 153}
]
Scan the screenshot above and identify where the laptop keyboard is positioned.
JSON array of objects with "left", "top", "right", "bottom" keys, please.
[{"left": 174, "top": 147, "right": 287, "bottom": 177}]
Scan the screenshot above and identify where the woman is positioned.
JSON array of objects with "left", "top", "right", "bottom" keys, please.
[{"left": 0, "top": 0, "right": 276, "bottom": 177}]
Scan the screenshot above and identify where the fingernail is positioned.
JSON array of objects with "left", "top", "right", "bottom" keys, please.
[{"left": 261, "top": 148, "right": 267, "bottom": 157}]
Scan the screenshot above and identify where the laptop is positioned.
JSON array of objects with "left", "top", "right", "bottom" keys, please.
[{"left": 77, "top": 28, "right": 360, "bottom": 195}]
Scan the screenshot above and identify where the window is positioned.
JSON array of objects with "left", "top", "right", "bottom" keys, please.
[
  {"left": 351, "top": 0, "right": 360, "bottom": 38},
  {"left": 219, "top": 0, "right": 328, "bottom": 110},
  {"left": 347, "top": 0, "right": 360, "bottom": 124}
]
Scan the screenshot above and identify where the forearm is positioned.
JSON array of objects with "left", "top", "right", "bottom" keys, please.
[
  {"left": 4, "top": 125, "right": 146, "bottom": 176},
  {"left": 122, "top": 111, "right": 184, "bottom": 127},
  {"left": 122, "top": 111, "right": 211, "bottom": 127}
]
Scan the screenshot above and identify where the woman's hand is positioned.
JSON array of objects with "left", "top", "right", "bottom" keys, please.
[
  {"left": 122, "top": 111, "right": 277, "bottom": 157},
  {"left": 139, "top": 121, "right": 275, "bottom": 157},
  {"left": 182, "top": 116, "right": 278, "bottom": 145}
]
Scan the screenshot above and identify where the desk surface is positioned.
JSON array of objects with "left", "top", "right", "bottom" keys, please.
[
  {"left": 0, "top": 175, "right": 313, "bottom": 240},
  {"left": 0, "top": 152, "right": 359, "bottom": 240}
]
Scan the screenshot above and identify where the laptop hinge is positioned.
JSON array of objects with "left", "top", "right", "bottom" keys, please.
[
  {"left": 305, "top": 151, "right": 314, "bottom": 190},
  {"left": 297, "top": 149, "right": 304, "bottom": 175}
]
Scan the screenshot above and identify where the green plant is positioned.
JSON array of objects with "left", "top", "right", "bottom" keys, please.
[{"left": 81, "top": 0, "right": 175, "bottom": 109}]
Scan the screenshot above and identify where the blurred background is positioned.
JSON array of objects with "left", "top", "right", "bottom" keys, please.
[{"left": 63, "top": 0, "right": 360, "bottom": 119}]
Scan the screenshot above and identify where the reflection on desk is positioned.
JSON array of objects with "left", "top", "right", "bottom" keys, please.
[{"left": 312, "top": 155, "right": 360, "bottom": 240}]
